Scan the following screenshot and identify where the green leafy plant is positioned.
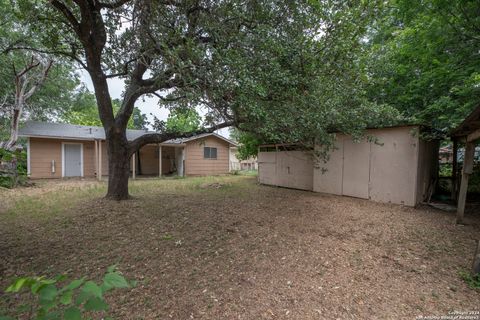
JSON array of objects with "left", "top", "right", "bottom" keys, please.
[
  {"left": 459, "top": 270, "right": 480, "bottom": 290},
  {"left": 0, "top": 266, "right": 134, "bottom": 320},
  {"left": 0, "top": 148, "right": 27, "bottom": 189}
]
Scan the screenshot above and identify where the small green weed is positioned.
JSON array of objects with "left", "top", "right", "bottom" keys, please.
[{"left": 459, "top": 270, "right": 480, "bottom": 290}]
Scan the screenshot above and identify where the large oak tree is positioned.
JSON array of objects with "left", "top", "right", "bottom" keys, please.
[{"left": 12, "top": 0, "right": 391, "bottom": 199}]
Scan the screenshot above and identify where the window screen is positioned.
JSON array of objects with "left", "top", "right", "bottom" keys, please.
[{"left": 204, "top": 147, "right": 217, "bottom": 159}]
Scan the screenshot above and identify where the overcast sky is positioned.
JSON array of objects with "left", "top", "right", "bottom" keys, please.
[{"left": 79, "top": 72, "right": 230, "bottom": 138}]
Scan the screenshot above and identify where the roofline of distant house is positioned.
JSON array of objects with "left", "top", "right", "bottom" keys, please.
[
  {"left": 18, "top": 134, "right": 188, "bottom": 146},
  {"left": 184, "top": 132, "right": 238, "bottom": 146},
  {"left": 18, "top": 122, "right": 238, "bottom": 146}
]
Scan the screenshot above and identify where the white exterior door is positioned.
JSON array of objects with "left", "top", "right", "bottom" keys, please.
[{"left": 64, "top": 143, "right": 82, "bottom": 177}]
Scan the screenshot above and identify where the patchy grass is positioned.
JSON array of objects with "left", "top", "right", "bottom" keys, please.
[
  {"left": 0, "top": 175, "right": 253, "bottom": 220},
  {"left": 0, "top": 175, "right": 479, "bottom": 319}
]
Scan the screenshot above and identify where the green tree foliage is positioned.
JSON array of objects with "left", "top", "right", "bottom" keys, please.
[
  {"left": 229, "top": 128, "right": 260, "bottom": 160},
  {"left": 365, "top": 0, "right": 480, "bottom": 133},
  {"left": 0, "top": 148, "right": 27, "bottom": 188},
  {"left": 208, "top": 1, "right": 402, "bottom": 149},
  {"left": 164, "top": 108, "right": 201, "bottom": 134},
  {"left": 9, "top": 0, "right": 399, "bottom": 198},
  {"left": 62, "top": 90, "right": 148, "bottom": 130},
  {"left": 0, "top": 0, "right": 82, "bottom": 141},
  {"left": 0, "top": 266, "right": 134, "bottom": 320}
]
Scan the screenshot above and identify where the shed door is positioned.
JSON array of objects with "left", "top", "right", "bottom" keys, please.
[
  {"left": 258, "top": 151, "right": 277, "bottom": 185},
  {"left": 342, "top": 139, "right": 370, "bottom": 199},
  {"left": 64, "top": 144, "right": 82, "bottom": 177}
]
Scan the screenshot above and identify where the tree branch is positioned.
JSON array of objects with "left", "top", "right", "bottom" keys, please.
[
  {"left": 24, "top": 60, "right": 54, "bottom": 100},
  {"left": 49, "top": 0, "right": 81, "bottom": 34},
  {"left": 97, "top": 0, "right": 132, "bottom": 9},
  {"left": 128, "top": 120, "right": 234, "bottom": 154},
  {"left": 105, "top": 57, "right": 139, "bottom": 78},
  {"left": 7, "top": 46, "right": 90, "bottom": 71}
]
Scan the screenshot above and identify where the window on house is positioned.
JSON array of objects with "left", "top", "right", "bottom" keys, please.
[{"left": 204, "top": 147, "right": 217, "bottom": 159}]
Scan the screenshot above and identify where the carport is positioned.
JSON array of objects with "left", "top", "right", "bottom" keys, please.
[{"left": 451, "top": 105, "right": 480, "bottom": 224}]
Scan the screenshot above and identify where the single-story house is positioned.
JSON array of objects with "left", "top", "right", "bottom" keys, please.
[
  {"left": 258, "top": 125, "right": 439, "bottom": 206},
  {"left": 19, "top": 121, "right": 237, "bottom": 179}
]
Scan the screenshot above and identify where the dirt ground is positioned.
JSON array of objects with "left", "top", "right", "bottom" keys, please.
[{"left": 0, "top": 176, "right": 479, "bottom": 319}]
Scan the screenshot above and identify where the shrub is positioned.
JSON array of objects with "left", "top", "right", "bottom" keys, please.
[
  {"left": 0, "top": 266, "right": 134, "bottom": 320},
  {"left": 0, "top": 148, "right": 27, "bottom": 189}
]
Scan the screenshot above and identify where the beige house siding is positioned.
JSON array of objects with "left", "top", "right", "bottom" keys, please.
[
  {"left": 139, "top": 145, "right": 159, "bottom": 175},
  {"left": 184, "top": 136, "right": 229, "bottom": 176},
  {"left": 29, "top": 138, "right": 96, "bottom": 178},
  {"left": 28, "top": 135, "right": 233, "bottom": 179}
]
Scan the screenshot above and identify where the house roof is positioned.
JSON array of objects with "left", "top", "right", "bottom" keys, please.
[
  {"left": 18, "top": 121, "right": 237, "bottom": 146},
  {"left": 178, "top": 132, "right": 238, "bottom": 146}
]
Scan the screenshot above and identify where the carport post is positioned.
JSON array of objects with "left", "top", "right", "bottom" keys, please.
[
  {"left": 132, "top": 152, "right": 136, "bottom": 180},
  {"left": 456, "top": 141, "right": 475, "bottom": 224},
  {"left": 98, "top": 141, "right": 102, "bottom": 181},
  {"left": 451, "top": 139, "right": 458, "bottom": 201},
  {"left": 158, "top": 144, "right": 162, "bottom": 178},
  {"left": 94, "top": 140, "right": 98, "bottom": 180}
]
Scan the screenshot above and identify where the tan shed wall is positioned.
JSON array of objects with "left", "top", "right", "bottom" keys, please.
[
  {"left": 29, "top": 137, "right": 96, "bottom": 179},
  {"left": 368, "top": 127, "right": 419, "bottom": 206},
  {"left": 313, "top": 127, "right": 421, "bottom": 205},
  {"left": 258, "top": 150, "right": 313, "bottom": 191},
  {"left": 342, "top": 137, "right": 371, "bottom": 199},
  {"left": 275, "top": 151, "right": 313, "bottom": 190},
  {"left": 260, "top": 126, "right": 434, "bottom": 206},
  {"left": 184, "top": 136, "right": 229, "bottom": 176},
  {"left": 258, "top": 151, "right": 277, "bottom": 186},
  {"left": 313, "top": 136, "right": 344, "bottom": 195}
]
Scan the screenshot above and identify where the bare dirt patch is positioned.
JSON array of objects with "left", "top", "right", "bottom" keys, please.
[{"left": 0, "top": 176, "right": 479, "bottom": 319}]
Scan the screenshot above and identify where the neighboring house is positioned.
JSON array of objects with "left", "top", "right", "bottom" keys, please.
[
  {"left": 229, "top": 146, "right": 258, "bottom": 171},
  {"left": 257, "top": 125, "right": 439, "bottom": 206},
  {"left": 19, "top": 121, "right": 237, "bottom": 179},
  {"left": 439, "top": 145, "right": 453, "bottom": 164}
]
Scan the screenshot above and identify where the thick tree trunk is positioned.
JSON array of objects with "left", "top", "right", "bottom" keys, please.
[
  {"left": 105, "top": 130, "right": 131, "bottom": 200},
  {"left": 2, "top": 104, "right": 22, "bottom": 151}
]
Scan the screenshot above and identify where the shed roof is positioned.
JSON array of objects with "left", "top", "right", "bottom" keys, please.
[
  {"left": 18, "top": 121, "right": 237, "bottom": 146},
  {"left": 451, "top": 105, "right": 480, "bottom": 137}
]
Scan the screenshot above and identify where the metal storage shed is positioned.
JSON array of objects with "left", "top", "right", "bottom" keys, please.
[{"left": 258, "top": 125, "right": 439, "bottom": 206}]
